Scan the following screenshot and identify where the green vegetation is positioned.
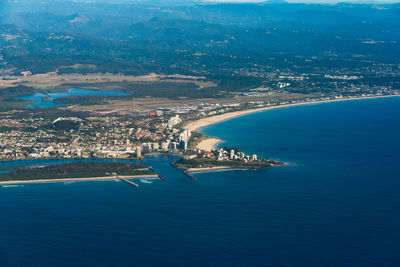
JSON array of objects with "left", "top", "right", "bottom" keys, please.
[
  {"left": 0, "top": 86, "right": 37, "bottom": 109},
  {"left": 42, "top": 120, "right": 81, "bottom": 131},
  {"left": 7, "top": 108, "right": 89, "bottom": 121},
  {"left": 0, "top": 86, "right": 36, "bottom": 99},
  {"left": 60, "top": 81, "right": 221, "bottom": 100},
  {"left": 172, "top": 158, "right": 281, "bottom": 169},
  {"left": 0, "top": 162, "right": 154, "bottom": 181},
  {"left": 1, "top": 1, "right": 399, "bottom": 109},
  {"left": 187, "top": 132, "right": 207, "bottom": 149}
]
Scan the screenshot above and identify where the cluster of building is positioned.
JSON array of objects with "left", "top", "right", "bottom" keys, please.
[
  {"left": 191, "top": 148, "right": 258, "bottom": 162},
  {"left": 1, "top": 81, "right": 399, "bottom": 162},
  {"left": 0, "top": 113, "right": 195, "bottom": 161}
]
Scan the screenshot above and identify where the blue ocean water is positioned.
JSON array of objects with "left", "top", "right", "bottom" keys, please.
[
  {"left": 17, "top": 88, "right": 128, "bottom": 108},
  {"left": 1, "top": 97, "right": 400, "bottom": 266}
]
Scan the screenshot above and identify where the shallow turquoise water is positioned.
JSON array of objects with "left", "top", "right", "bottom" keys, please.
[
  {"left": 1, "top": 97, "right": 400, "bottom": 266},
  {"left": 17, "top": 88, "right": 128, "bottom": 108}
]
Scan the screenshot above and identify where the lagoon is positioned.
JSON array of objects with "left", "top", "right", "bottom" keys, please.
[{"left": 17, "top": 88, "right": 128, "bottom": 108}]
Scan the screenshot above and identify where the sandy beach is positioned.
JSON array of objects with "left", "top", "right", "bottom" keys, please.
[
  {"left": 196, "top": 138, "right": 223, "bottom": 152},
  {"left": 0, "top": 174, "right": 159, "bottom": 185},
  {"left": 185, "top": 95, "right": 400, "bottom": 151},
  {"left": 187, "top": 166, "right": 239, "bottom": 172},
  {"left": 185, "top": 95, "right": 400, "bottom": 132}
]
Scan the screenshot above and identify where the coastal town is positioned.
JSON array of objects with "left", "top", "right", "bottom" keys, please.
[
  {"left": 1, "top": 92, "right": 398, "bottom": 164},
  {"left": 1, "top": 1, "right": 400, "bottom": 265},
  {"left": 0, "top": 0, "right": 398, "bottom": 176},
  {"left": 0, "top": 102, "right": 267, "bottom": 163}
]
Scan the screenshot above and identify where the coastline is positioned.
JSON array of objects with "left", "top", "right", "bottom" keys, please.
[
  {"left": 184, "top": 95, "right": 400, "bottom": 132},
  {"left": 187, "top": 166, "right": 236, "bottom": 172},
  {"left": 185, "top": 95, "right": 400, "bottom": 151},
  {"left": 186, "top": 166, "right": 259, "bottom": 173},
  {"left": 186, "top": 161, "right": 293, "bottom": 173},
  {"left": 0, "top": 174, "right": 159, "bottom": 185}
]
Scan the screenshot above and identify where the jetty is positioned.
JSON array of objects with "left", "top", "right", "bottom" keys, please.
[
  {"left": 183, "top": 170, "right": 197, "bottom": 181},
  {"left": 158, "top": 174, "right": 167, "bottom": 181},
  {"left": 118, "top": 176, "right": 139, "bottom": 188},
  {"left": 148, "top": 167, "right": 166, "bottom": 181}
]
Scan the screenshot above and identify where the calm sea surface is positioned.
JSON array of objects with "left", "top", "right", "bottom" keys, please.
[{"left": 1, "top": 97, "right": 400, "bottom": 266}]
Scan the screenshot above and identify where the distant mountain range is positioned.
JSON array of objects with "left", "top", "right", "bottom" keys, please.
[{"left": 0, "top": 0, "right": 399, "bottom": 80}]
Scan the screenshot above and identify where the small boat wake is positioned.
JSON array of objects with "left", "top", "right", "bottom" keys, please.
[
  {"left": 63, "top": 181, "right": 77, "bottom": 185},
  {"left": 1, "top": 184, "right": 24, "bottom": 188},
  {"left": 140, "top": 179, "right": 153, "bottom": 184}
]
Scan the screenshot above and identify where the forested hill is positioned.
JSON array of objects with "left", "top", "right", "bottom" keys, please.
[{"left": 0, "top": 1, "right": 399, "bottom": 93}]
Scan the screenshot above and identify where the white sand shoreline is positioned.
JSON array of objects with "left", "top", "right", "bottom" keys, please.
[
  {"left": 185, "top": 95, "right": 400, "bottom": 151},
  {"left": 196, "top": 137, "right": 224, "bottom": 152},
  {"left": 184, "top": 95, "right": 400, "bottom": 133},
  {"left": 0, "top": 174, "right": 159, "bottom": 185},
  {"left": 187, "top": 166, "right": 247, "bottom": 173}
]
